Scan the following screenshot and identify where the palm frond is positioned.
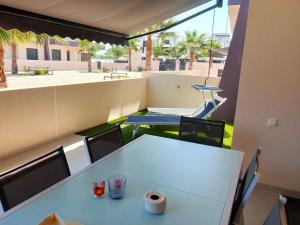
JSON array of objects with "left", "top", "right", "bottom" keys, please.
[
  {"left": 105, "top": 44, "right": 126, "bottom": 60},
  {"left": 78, "top": 40, "right": 102, "bottom": 58},
  {"left": 34, "top": 33, "right": 48, "bottom": 45},
  {"left": 0, "top": 28, "right": 11, "bottom": 46},
  {"left": 128, "top": 39, "right": 139, "bottom": 51}
]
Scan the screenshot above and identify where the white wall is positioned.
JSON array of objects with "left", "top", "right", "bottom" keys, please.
[
  {"left": 49, "top": 44, "right": 78, "bottom": 61},
  {"left": 0, "top": 78, "right": 147, "bottom": 159},
  {"left": 144, "top": 71, "right": 221, "bottom": 108},
  {"left": 3, "top": 43, "right": 80, "bottom": 61},
  {"left": 233, "top": 0, "right": 300, "bottom": 191}
]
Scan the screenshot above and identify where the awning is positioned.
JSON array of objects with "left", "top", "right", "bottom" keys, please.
[{"left": 0, "top": 0, "right": 212, "bottom": 45}]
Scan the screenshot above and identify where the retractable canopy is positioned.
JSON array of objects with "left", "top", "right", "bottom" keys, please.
[{"left": 0, "top": 0, "right": 212, "bottom": 45}]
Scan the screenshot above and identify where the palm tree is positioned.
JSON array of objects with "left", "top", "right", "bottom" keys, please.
[
  {"left": 127, "top": 40, "right": 139, "bottom": 71},
  {"left": 30, "top": 33, "right": 51, "bottom": 60},
  {"left": 166, "top": 43, "right": 187, "bottom": 60},
  {"left": 0, "top": 28, "right": 11, "bottom": 88},
  {"left": 36, "top": 33, "right": 51, "bottom": 60},
  {"left": 180, "top": 31, "right": 206, "bottom": 70},
  {"left": 37, "top": 34, "right": 66, "bottom": 60},
  {"left": 105, "top": 45, "right": 126, "bottom": 60},
  {"left": 203, "top": 39, "right": 222, "bottom": 68},
  {"left": 145, "top": 33, "right": 152, "bottom": 71},
  {"left": 142, "top": 20, "right": 175, "bottom": 71},
  {"left": 152, "top": 43, "right": 165, "bottom": 60},
  {"left": 9, "top": 30, "right": 39, "bottom": 74},
  {"left": 10, "top": 33, "right": 18, "bottom": 74},
  {"left": 165, "top": 43, "right": 187, "bottom": 70},
  {"left": 157, "top": 22, "right": 176, "bottom": 45},
  {"left": 78, "top": 40, "right": 102, "bottom": 72}
]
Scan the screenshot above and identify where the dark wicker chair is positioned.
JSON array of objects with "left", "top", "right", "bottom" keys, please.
[
  {"left": 179, "top": 117, "right": 225, "bottom": 147},
  {"left": 0, "top": 146, "right": 70, "bottom": 211},
  {"left": 85, "top": 124, "right": 124, "bottom": 163}
]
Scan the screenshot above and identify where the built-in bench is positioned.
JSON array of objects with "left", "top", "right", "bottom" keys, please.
[
  {"left": 104, "top": 70, "right": 128, "bottom": 80},
  {"left": 0, "top": 135, "right": 90, "bottom": 176}
]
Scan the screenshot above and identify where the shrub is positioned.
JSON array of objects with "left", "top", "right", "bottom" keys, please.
[
  {"left": 34, "top": 68, "right": 49, "bottom": 75},
  {"left": 102, "top": 67, "right": 111, "bottom": 73},
  {"left": 137, "top": 66, "right": 144, "bottom": 72}
]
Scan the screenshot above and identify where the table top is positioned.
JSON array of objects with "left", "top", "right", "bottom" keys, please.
[{"left": 0, "top": 135, "right": 243, "bottom": 225}]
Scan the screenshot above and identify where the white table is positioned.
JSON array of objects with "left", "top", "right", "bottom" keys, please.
[{"left": 0, "top": 135, "right": 243, "bottom": 225}]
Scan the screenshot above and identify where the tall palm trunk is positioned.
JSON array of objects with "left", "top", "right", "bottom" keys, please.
[
  {"left": 0, "top": 47, "right": 7, "bottom": 88},
  {"left": 145, "top": 34, "right": 152, "bottom": 71},
  {"left": 44, "top": 37, "right": 50, "bottom": 60},
  {"left": 128, "top": 48, "right": 132, "bottom": 71},
  {"left": 188, "top": 50, "right": 195, "bottom": 70},
  {"left": 88, "top": 53, "right": 92, "bottom": 72},
  {"left": 11, "top": 41, "right": 18, "bottom": 74}
]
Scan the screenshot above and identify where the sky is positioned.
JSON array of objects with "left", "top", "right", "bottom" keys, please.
[{"left": 168, "top": 0, "right": 231, "bottom": 36}]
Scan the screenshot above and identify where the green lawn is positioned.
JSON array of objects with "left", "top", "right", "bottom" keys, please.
[{"left": 77, "top": 111, "right": 234, "bottom": 149}]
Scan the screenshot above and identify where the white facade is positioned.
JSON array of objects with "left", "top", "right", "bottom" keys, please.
[
  {"left": 211, "top": 33, "right": 231, "bottom": 48},
  {"left": 4, "top": 41, "right": 82, "bottom": 62},
  {"left": 138, "top": 32, "right": 231, "bottom": 58}
]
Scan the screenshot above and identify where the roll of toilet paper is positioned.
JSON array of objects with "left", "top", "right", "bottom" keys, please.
[{"left": 144, "top": 191, "right": 166, "bottom": 214}]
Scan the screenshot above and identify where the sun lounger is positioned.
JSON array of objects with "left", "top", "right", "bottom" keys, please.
[
  {"left": 147, "top": 85, "right": 223, "bottom": 116},
  {"left": 126, "top": 98, "right": 225, "bottom": 139}
]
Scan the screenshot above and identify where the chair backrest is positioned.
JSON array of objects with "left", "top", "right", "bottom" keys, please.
[
  {"left": 285, "top": 196, "right": 300, "bottom": 225},
  {"left": 230, "top": 148, "right": 262, "bottom": 224},
  {"left": 263, "top": 195, "right": 288, "bottom": 225},
  {"left": 179, "top": 117, "right": 225, "bottom": 147},
  {"left": 85, "top": 125, "right": 124, "bottom": 163},
  {"left": 0, "top": 146, "right": 70, "bottom": 211}
]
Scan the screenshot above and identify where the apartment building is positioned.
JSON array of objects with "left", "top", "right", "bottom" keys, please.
[
  {"left": 3, "top": 38, "right": 100, "bottom": 71},
  {"left": 4, "top": 39, "right": 85, "bottom": 62},
  {"left": 139, "top": 32, "right": 231, "bottom": 59}
]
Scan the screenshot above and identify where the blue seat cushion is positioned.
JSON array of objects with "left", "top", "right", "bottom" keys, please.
[{"left": 127, "top": 115, "right": 181, "bottom": 125}]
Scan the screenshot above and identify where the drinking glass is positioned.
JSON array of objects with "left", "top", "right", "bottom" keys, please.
[
  {"left": 107, "top": 175, "right": 126, "bottom": 199},
  {"left": 93, "top": 180, "right": 105, "bottom": 198}
]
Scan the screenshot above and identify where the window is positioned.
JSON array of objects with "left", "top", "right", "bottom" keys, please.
[
  {"left": 26, "top": 48, "right": 38, "bottom": 60},
  {"left": 81, "top": 53, "right": 89, "bottom": 62},
  {"left": 67, "top": 50, "right": 70, "bottom": 61},
  {"left": 52, "top": 49, "right": 61, "bottom": 61},
  {"left": 143, "top": 40, "right": 146, "bottom": 47},
  {"left": 164, "top": 40, "right": 170, "bottom": 45}
]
